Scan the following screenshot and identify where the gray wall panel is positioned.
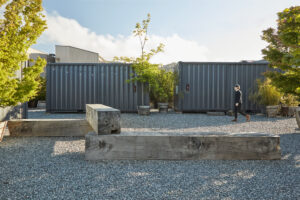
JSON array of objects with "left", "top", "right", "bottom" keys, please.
[
  {"left": 46, "top": 63, "right": 149, "bottom": 112},
  {"left": 175, "top": 62, "right": 271, "bottom": 112}
]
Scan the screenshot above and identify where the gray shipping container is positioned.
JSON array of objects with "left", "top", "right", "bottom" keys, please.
[
  {"left": 46, "top": 63, "right": 149, "bottom": 112},
  {"left": 174, "top": 62, "right": 271, "bottom": 112}
]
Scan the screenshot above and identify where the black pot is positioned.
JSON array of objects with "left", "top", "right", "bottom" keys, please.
[{"left": 28, "top": 100, "right": 38, "bottom": 108}]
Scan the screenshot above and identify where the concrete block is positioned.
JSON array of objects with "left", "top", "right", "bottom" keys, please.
[
  {"left": 86, "top": 104, "right": 121, "bottom": 135},
  {"left": 37, "top": 101, "right": 46, "bottom": 109},
  {"left": 158, "top": 103, "right": 168, "bottom": 113},
  {"left": 8, "top": 119, "right": 92, "bottom": 137},
  {"left": 138, "top": 106, "right": 150, "bottom": 115},
  {"left": 85, "top": 132, "right": 281, "bottom": 160}
]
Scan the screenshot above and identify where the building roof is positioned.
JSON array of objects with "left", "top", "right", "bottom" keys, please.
[
  {"left": 55, "top": 45, "right": 99, "bottom": 54},
  {"left": 28, "top": 48, "right": 48, "bottom": 55}
]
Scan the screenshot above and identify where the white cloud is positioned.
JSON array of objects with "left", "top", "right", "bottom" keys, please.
[{"left": 41, "top": 12, "right": 209, "bottom": 64}]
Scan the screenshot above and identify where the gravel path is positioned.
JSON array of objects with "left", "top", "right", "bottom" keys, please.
[
  {"left": 120, "top": 113, "right": 298, "bottom": 135},
  {"left": 28, "top": 109, "right": 298, "bottom": 135},
  {"left": 0, "top": 109, "right": 298, "bottom": 199}
]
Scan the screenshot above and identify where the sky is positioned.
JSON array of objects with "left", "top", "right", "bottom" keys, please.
[{"left": 24, "top": 0, "right": 300, "bottom": 64}]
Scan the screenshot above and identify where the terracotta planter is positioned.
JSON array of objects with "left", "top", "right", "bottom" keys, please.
[
  {"left": 158, "top": 103, "right": 168, "bottom": 113},
  {"left": 266, "top": 105, "right": 279, "bottom": 118},
  {"left": 138, "top": 106, "right": 150, "bottom": 115},
  {"left": 0, "top": 121, "right": 7, "bottom": 142},
  {"left": 295, "top": 107, "right": 300, "bottom": 129}
]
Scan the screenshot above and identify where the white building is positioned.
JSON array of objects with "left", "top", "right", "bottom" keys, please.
[{"left": 55, "top": 45, "right": 105, "bottom": 63}]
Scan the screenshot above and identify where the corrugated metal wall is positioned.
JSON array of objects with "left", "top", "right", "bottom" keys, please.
[
  {"left": 174, "top": 62, "right": 271, "bottom": 112},
  {"left": 46, "top": 63, "right": 149, "bottom": 112}
]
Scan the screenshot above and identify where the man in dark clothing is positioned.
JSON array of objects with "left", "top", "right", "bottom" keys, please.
[{"left": 232, "top": 84, "right": 250, "bottom": 122}]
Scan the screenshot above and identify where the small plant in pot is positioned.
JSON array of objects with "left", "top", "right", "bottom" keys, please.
[
  {"left": 151, "top": 69, "right": 175, "bottom": 113},
  {"left": 28, "top": 76, "right": 46, "bottom": 108},
  {"left": 280, "top": 94, "right": 299, "bottom": 117},
  {"left": 249, "top": 78, "right": 282, "bottom": 117}
]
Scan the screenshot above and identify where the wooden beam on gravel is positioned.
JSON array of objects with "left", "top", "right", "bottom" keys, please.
[
  {"left": 85, "top": 132, "right": 281, "bottom": 160},
  {"left": 7, "top": 119, "right": 93, "bottom": 137}
]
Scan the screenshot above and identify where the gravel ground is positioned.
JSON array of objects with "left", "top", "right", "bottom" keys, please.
[
  {"left": 0, "top": 110, "right": 299, "bottom": 199},
  {"left": 28, "top": 109, "right": 298, "bottom": 135}
]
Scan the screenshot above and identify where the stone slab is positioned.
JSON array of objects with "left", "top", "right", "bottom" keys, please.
[
  {"left": 86, "top": 104, "right": 121, "bottom": 134},
  {"left": 8, "top": 119, "right": 92, "bottom": 137},
  {"left": 85, "top": 132, "right": 281, "bottom": 160}
]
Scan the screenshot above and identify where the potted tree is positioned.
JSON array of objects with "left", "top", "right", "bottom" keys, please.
[
  {"left": 249, "top": 78, "right": 282, "bottom": 117},
  {"left": 261, "top": 7, "right": 300, "bottom": 125},
  {"left": 280, "top": 94, "right": 299, "bottom": 117},
  {"left": 152, "top": 69, "right": 175, "bottom": 113},
  {"left": 0, "top": 0, "right": 47, "bottom": 141},
  {"left": 36, "top": 77, "right": 47, "bottom": 109},
  {"left": 28, "top": 76, "right": 46, "bottom": 108},
  {"left": 114, "top": 14, "right": 164, "bottom": 115}
]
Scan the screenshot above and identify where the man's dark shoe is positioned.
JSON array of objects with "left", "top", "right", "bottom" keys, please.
[
  {"left": 232, "top": 119, "right": 237, "bottom": 122},
  {"left": 246, "top": 114, "right": 250, "bottom": 122}
]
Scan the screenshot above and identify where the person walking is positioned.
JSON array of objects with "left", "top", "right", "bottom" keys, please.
[{"left": 232, "top": 84, "right": 250, "bottom": 122}]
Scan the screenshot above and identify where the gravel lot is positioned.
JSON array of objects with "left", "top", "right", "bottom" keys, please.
[
  {"left": 0, "top": 110, "right": 299, "bottom": 199},
  {"left": 28, "top": 109, "right": 298, "bottom": 135}
]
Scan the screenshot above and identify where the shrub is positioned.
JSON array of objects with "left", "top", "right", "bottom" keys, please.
[
  {"left": 151, "top": 69, "right": 175, "bottom": 103},
  {"left": 249, "top": 78, "right": 282, "bottom": 106},
  {"left": 35, "top": 77, "right": 46, "bottom": 101},
  {"left": 281, "top": 94, "right": 299, "bottom": 106},
  {"left": 262, "top": 6, "right": 300, "bottom": 100}
]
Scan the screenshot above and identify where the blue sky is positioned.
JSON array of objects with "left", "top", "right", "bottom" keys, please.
[{"left": 31, "top": 0, "right": 299, "bottom": 64}]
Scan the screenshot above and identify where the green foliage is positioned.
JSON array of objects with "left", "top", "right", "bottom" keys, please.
[
  {"left": 114, "top": 13, "right": 175, "bottom": 104},
  {"left": 249, "top": 78, "right": 282, "bottom": 106},
  {"left": 281, "top": 94, "right": 299, "bottom": 106},
  {"left": 262, "top": 6, "right": 300, "bottom": 99},
  {"left": 151, "top": 69, "right": 175, "bottom": 103},
  {"left": 0, "top": 0, "right": 47, "bottom": 107},
  {"left": 34, "top": 76, "right": 46, "bottom": 101}
]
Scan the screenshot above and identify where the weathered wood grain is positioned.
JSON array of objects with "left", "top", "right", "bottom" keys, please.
[
  {"left": 85, "top": 132, "right": 281, "bottom": 160},
  {"left": 8, "top": 119, "right": 92, "bottom": 137}
]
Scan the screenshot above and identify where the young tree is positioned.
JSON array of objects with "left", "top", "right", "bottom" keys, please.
[
  {"left": 262, "top": 6, "right": 300, "bottom": 100},
  {"left": 0, "top": 0, "right": 47, "bottom": 107},
  {"left": 114, "top": 13, "right": 165, "bottom": 105}
]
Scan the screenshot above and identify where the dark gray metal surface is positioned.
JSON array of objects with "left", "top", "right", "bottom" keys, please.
[
  {"left": 46, "top": 63, "right": 149, "bottom": 112},
  {"left": 174, "top": 62, "right": 271, "bottom": 112}
]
